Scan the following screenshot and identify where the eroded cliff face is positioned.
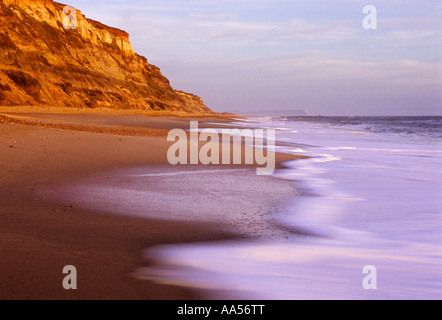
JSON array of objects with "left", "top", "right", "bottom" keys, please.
[{"left": 0, "top": 0, "right": 212, "bottom": 113}]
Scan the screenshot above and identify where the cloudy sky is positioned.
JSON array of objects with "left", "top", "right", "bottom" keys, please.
[{"left": 65, "top": 0, "right": 441, "bottom": 115}]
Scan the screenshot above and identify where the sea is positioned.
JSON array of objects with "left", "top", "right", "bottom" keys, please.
[{"left": 139, "top": 116, "right": 442, "bottom": 299}]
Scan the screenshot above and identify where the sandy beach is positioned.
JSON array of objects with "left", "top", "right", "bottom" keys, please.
[
  {"left": 0, "top": 106, "right": 300, "bottom": 300},
  {"left": 1, "top": 0, "right": 440, "bottom": 302}
]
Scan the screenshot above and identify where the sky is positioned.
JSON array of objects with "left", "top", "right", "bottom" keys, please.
[{"left": 64, "top": 0, "right": 441, "bottom": 115}]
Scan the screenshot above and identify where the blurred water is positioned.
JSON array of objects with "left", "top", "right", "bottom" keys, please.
[{"left": 136, "top": 116, "right": 442, "bottom": 300}]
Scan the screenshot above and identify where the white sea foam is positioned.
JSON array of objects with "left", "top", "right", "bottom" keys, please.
[{"left": 136, "top": 116, "right": 442, "bottom": 299}]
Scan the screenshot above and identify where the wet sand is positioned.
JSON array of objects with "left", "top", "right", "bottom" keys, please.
[{"left": 0, "top": 106, "right": 300, "bottom": 300}]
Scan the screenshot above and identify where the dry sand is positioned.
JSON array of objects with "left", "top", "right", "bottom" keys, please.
[{"left": 0, "top": 106, "right": 301, "bottom": 300}]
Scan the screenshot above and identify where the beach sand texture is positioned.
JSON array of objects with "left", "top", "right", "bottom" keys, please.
[{"left": 0, "top": 107, "right": 300, "bottom": 299}]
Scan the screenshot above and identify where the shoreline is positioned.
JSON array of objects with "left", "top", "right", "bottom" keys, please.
[{"left": 0, "top": 107, "right": 303, "bottom": 299}]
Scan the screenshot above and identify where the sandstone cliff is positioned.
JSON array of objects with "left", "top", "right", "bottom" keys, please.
[{"left": 0, "top": 0, "right": 212, "bottom": 113}]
